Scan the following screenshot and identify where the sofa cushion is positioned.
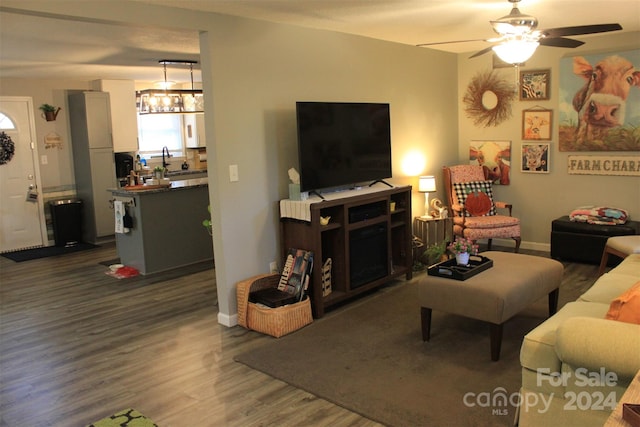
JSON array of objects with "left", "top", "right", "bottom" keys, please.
[
  {"left": 611, "top": 254, "right": 640, "bottom": 276},
  {"left": 578, "top": 272, "right": 640, "bottom": 304},
  {"left": 556, "top": 317, "right": 640, "bottom": 377},
  {"left": 520, "top": 301, "right": 609, "bottom": 373},
  {"left": 605, "top": 281, "right": 640, "bottom": 324},
  {"left": 452, "top": 214, "right": 519, "bottom": 229}
]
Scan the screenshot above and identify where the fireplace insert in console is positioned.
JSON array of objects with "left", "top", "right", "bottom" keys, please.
[
  {"left": 349, "top": 201, "right": 385, "bottom": 223},
  {"left": 350, "top": 223, "right": 388, "bottom": 288}
]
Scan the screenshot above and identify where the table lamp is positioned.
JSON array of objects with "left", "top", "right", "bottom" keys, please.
[{"left": 419, "top": 175, "right": 436, "bottom": 218}]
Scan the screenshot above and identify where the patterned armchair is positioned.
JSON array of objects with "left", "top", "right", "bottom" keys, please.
[{"left": 443, "top": 165, "right": 521, "bottom": 252}]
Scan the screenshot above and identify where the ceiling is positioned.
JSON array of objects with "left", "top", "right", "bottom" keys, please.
[{"left": 0, "top": 0, "right": 638, "bottom": 82}]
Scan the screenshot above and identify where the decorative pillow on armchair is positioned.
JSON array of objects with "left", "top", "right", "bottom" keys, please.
[{"left": 452, "top": 181, "right": 497, "bottom": 217}]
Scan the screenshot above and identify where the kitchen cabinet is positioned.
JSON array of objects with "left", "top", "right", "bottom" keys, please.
[
  {"left": 68, "top": 91, "right": 118, "bottom": 243},
  {"left": 91, "top": 79, "right": 139, "bottom": 153},
  {"left": 110, "top": 179, "right": 213, "bottom": 275},
  {"left": 184, "top": 113, "right": 206, "bottom": 148}
]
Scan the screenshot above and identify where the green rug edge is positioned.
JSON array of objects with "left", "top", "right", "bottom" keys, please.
[{"left": 86, "top": 408, "right": 157, "bottom": 427}]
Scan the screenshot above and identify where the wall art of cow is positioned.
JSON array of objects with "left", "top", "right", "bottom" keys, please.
[
  {"left": 559, "top": 49, "right": 640, "bottom": 151},
  {"left": 469, "top": 140, "right": 511, "bottom": 185},
  {"left": 522, "top": 110, "right": 552, "bottom": 140},
  {"left": 521, "top": 143, "right": 550, "bottom": 173}
]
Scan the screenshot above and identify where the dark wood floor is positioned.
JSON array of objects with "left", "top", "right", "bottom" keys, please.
[{"left": 0, "top": 242, "right": 600, "bottom": 426}]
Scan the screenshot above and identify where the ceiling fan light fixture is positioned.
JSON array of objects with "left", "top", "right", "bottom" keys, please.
[
  {"left": 492, "top": 4, "right": 538, "bottom": 36},
  {"left": 492, "top": 39, "right": 539, "bottom": 64}
]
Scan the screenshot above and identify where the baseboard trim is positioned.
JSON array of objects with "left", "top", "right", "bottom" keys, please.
[
  {"left": 217, "top": 239, "right": 552, "bottom": 328},
  {"left": 491, "top": 238, "right": 550, "bottom": 253},
  {"left": 218, "top": 312, "right": 238, "bottom": 327}
]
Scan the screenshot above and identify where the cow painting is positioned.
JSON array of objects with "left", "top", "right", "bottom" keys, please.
[
  {"left": 522, "top": 110, "right": 552, "bottom": 140},
  {"left": 559, "top": 49, "right": 640, "bottom": 151},
  {"left": 521, "top": 143, "right": 549, "bottom": 173},
  {"left": 520, "top": 70, "right": 550, "bottom": 100},
  {"left": 469, "top": 140, "right": 511, "bottom": 185}
]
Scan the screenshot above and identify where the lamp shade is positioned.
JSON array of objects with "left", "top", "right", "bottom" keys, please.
[
  {"left": 418, "top": 175, "right": 436, "bottom": 193},
  {"left": 492, "top": 39, "right": 539, "bottom": 64}
]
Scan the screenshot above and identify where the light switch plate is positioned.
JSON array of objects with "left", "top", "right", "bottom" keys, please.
[{"left": 229, "top": 164, "right": 239, "bottom": 182}]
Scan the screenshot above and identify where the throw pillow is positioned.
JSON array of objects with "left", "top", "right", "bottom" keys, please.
[
  {"left": 605, "top": 281, "right": 640, "bottom": 324},
  {"left": 452, "top": 180, "right": 497, "bottom": 217}
]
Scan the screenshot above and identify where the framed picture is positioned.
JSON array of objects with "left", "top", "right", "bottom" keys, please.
[
  {"left": 558, "top": 49, "right": 640, "bottom": 151},
  {"left": 522, "top": 109, "right": 552, "bottom": 140},
  {"left": 520, "top": 69, "right": 550, "bottom": 101},
  {"left": 469, "top": 140, "right": 512, "bottom": 185},
  {"left": 521, "top": 143, "right": 550, "bottom": 173}
]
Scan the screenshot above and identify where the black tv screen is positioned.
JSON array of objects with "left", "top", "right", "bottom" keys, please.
[{"left": 296, "top": 102, "right": 392, "bottom": 192}]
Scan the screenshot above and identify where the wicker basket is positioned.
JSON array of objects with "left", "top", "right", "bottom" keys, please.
[{"left": 236, "top": 273, "right": 313, "bottom": 338}]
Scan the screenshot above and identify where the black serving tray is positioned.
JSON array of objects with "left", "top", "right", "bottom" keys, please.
[{"left": 427, "top": 255, "right": 493, "bottom": 281}]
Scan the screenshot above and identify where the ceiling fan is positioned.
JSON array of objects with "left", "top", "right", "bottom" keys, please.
[{"left": 417, "top": 0, "right": 622, "bottom": 64}]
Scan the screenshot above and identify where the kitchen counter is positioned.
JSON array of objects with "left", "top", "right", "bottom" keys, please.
[
  {"left": 110, "top": 178, "right": 213, "bottom": 275},
  {"left": 135, "top": 168, "right": 207, "bottom": 181},
  {"left": 110, "top": 177, "right": 208, "bottom": 195}
]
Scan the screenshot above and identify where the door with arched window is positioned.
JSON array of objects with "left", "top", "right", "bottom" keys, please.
[{"left": 0, "top": 97, "right": 47, "bottom": 252}]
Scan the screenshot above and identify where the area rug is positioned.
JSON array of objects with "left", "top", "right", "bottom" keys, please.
[
  {"left": 86, "top": 408, "right": 157, "bottom": 427},
  {"left": 1, "top": 242, "right": 98, "bottom": 262},
  {"left": 235, "top": 281, "right": 558, "bottom": 427}
]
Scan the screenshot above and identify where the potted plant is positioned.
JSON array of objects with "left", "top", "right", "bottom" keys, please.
[
  {"left": 39, "top": 104, "right": 61, "bottom": 121},
  {"left": 153, "top": 166, "right": 165, "bottom": 179},
  {"left": 202, "top": 205, "right": 212, "bottom": 235},
  {"left": 424, "top": 240, "right": 448, "bottom": 266},
  {"left": 447, "top": 236, "right": 479, "bottom": 266}
]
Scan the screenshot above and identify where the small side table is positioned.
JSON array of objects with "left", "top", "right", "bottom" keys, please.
[
  {"left": 413, "top": 216, "right": 453, "bottom": 249},
  {"left": 604, "top": 369, "right": 640, "bottom": 427}
]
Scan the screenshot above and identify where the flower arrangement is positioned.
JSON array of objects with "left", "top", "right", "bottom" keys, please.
[{"left": 447, "top": 236, "right": 479, "bottom": 255}]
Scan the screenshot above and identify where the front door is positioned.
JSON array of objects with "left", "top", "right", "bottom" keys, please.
[{"left": 0, "top": 97, "right": 47, "bottom": 252}]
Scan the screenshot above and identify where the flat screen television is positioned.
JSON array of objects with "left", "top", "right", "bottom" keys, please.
[{"left": 296, "top": 101, "right": 392, "bottom": 193}]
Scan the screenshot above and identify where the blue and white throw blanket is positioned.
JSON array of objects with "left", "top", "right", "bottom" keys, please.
[{"left": 570, "top": 206, "right": 629, "bottom": 225}]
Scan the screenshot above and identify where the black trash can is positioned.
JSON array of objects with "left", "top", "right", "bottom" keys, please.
[{"left": 49, "top": 199, "right": 83, "bottom": 247}]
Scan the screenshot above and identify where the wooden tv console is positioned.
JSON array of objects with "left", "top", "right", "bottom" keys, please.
[{"left": 280, "top": 185, "right": 413, "bottom": 318}]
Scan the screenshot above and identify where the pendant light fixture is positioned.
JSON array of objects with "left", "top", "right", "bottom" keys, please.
[{"left": 137, "top": 60, "right": 203, "bottom": 114}]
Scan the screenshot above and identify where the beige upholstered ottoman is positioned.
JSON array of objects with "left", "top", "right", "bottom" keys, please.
[{"left": 418, "top": 251, "right": 563, "bottom": 361}]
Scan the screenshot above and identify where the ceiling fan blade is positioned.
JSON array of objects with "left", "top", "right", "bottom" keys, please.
[
  {"left": 542, "top": 23, "right": 622, "bottom": 38},
  {"left": 469, "top": 46, "right": 494, "bottom": 59},
  {"left": 417, "top": 39, "right": 488, "bottom": 47},
  {"left": 539, "top": 37, "right": 584, "bottom": 48}
]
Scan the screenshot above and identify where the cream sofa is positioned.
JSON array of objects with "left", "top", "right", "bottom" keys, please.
[{"left": 518, "top": 254, "right": 640, "bottom": 427}]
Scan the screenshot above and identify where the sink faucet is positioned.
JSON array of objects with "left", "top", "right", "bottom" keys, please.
[{"left": 162, "top": 146, "right": 171, "bottom": 169}]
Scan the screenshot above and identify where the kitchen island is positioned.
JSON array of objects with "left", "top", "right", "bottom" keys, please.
[{"left": 109, "top": 177, "right": 213, "bottom": 275}]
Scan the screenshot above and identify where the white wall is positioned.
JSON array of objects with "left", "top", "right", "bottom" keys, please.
[{"left": 457, "top": 32, "right": 640, "bottom": 249}]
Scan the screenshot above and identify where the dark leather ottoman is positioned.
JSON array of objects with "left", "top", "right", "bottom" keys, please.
[{"left": 551, "top": 216, "right": 640, "bottom": 264}]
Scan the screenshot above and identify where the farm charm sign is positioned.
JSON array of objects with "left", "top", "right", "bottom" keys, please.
[{"left": 567, "top": 155, "right": 640, "bottom": 176}]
